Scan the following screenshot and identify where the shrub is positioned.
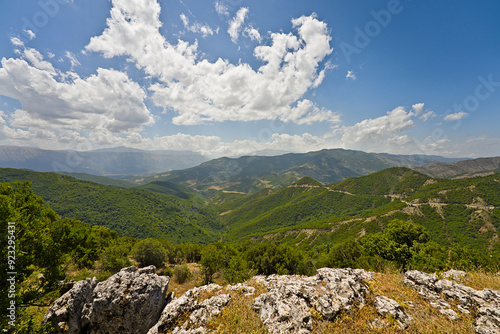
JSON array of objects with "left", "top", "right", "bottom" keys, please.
[
  {"left": 101, "top": 243, "right": 132, "bottom": 273},
  {"left": 173, "top": 265, "right": 192, "bottom": 284},
  {"left": 132, "top": 238, "right": 166, "bottom": 268}
]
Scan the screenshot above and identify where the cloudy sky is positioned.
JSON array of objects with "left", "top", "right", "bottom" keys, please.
[{"left": 0, "top": 0, "right": 499, "bottom": 158}]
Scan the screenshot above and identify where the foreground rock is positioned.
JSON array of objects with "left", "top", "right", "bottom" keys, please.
[
  {"left": 147, "top": 284, "right": 231, "bottom": 334},
  {"left": 253, "top": 268, "right": 376, "bottom": 334},
  {"left": 44, "top": 266, "right": 169, "bottom": 334},
  {"left": 374, "top": 295, "right": 412, "bottom": 329},
  {"left": 44, "top": 266, "right": 500, "bottom": 333},
  {"left": 404, "top": 270, "right": 500, "bottom": 334},
  {"left": 43, "top": 278, "right": 98, "bottom": 334}
]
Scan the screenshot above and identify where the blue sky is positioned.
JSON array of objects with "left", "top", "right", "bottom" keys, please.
[{"left": 0, "top": 0, "right": 499, "bottom": 158}]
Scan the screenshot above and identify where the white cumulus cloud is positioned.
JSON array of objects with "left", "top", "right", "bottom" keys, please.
[
  {"left": 228, "top": 7, "right": 249, "bottom": 43},
  {"left": 0, "top": 54, "right": 153, "bottom": 137},
  {"left": 340, "top": 106, "right": 415, "bottom": 152},
  {"left": 244, "top": 26, "right": 261, "bottom": 43},
  {"left": 444, "top": 112, "right": 468, "bottom": 121},
  {"left": 86, "top": 0, "right": 335, "bottom": 126},
  {"left": 180, "top": 13, "right": 217, "bottom": 38},
  {"left": 215, "top": 1, "right": 229, "bottom": 16}
]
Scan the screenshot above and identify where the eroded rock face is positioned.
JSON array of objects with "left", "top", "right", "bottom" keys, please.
[
  {"left": 404, "top": 270, "right": 500, "bottom": 334},
  {"left": 44, "top": 266, "right": 169, "bottom": 334},
  {"left": 147, "top": 284, "right": 231, "bottom": 334},
  {"left": 43, "top": 277, "right": 98, "bottom": 334},
  {"left": 253, "top": 268, "right": 373, "bottom": 334},
  {"left": 374, "top": 295, "right": 412, "bottom": 329}
]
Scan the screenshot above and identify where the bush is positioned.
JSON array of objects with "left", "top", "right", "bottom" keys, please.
[
  {"left": 222, "top": 256, "right": 254, "bottom": 284},
  {"left": 173, "top": 265, "right": 192, "bottom": 284},
  {"left": 101, "top": 243, "right": 132, "bottom": 273},
  {"left": 132, "top": 238, "right": 166, "bottom": 268}
]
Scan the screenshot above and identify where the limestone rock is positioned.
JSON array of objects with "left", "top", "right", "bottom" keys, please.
[
  {"left": 146, "top": 293, "right": 199, "bottom": 334},
  {"left": 43, "top": 277, "right": 98, "bottom": 334},
  {"left": 441, "top": 269, "right": 467, "bottom": 282},
  {"left": 148, "top": 284, "right": 230, "bottom": 334},
  {"left": 226, "top": 283, "right": 255, "bottom": 296},
  {"left": 44, "top": 266, "right": 169, "bottom": 334},
  {"left": 253, "top": 268, "right": 372, "bottom": 334},
  {"left": 404, "top": 270, "right": 500, "bottom": 333},
  {"left": 374, "top": 295, "right": 412, "bottom": 329}
]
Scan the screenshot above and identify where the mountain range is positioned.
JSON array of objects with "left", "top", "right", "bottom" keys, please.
[
  {"left": 217, "top": 167, "right": 500, "bottom": 254},
  {"left": 0, "top": 146, "right": 208, "bottom": 176},
  {"left": 129, "top": 148, "right": 463, "bottom": 196},
  {"left": 416, "top": 156, "right": 500, "bottom": 179},
  {"left": 0, "top": 145, "right": 499, "bottom": 252}
]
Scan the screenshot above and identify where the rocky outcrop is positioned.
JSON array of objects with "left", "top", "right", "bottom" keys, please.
[
  {"left": 404, "top": 270, "right": 500, "bottom": 334},
  {"left": 147, "top": 283, "right": 230, "bottom": 334},
  {"left": 374, "top": 295, "right": 412, "bottom": 329},
  {"left": 45, "top": 267, "right": 499, "bottom": 334},
  {"left": 253, "top": 268, "right": 375, "bottom": 334},
  {"left": 43, "top": 277, "right": 98, "bottom": 334},
  {"left": 44, "top": 266, "right": 169, "bottom": 334}
]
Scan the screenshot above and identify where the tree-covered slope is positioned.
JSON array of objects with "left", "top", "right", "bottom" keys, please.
[
  {"left": 218, "top": 168, "right": 500, "bottom": 254},
  {"left": 0, "top": 168, "right": 221, "bottom": 243},
  {"left": 329, "top": 167, "right": 430, "bottom": 195},
  {"left": 131, "top": 149, "right": 460, "bottom": 196}
]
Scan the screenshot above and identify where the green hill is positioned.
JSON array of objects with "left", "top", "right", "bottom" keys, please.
[
  {"left": 132, "top": 180, "right": 196, "bottom": 199},
  {"left": 329, "top": 167, "right": 430, "bottom": 195},
  {"left": 218, "top": 168, "right": 500, "bottom": 253},
  {"left": 130, "top": 149, "right": 461, "bottom": 196},
  {"left": 60, "top": 172, "right": 135, "bottom": 188},
  {"left": 0, "top": 168, "right": 221, "bottom": 243}
]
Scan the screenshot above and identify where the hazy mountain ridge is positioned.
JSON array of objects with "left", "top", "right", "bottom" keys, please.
[
  {"left": 0, "top": 146, "right": 208, "bottom": 176},
  {"left": 417, "top": 156, "right": 500, "bottom": 179},
  {"left": 132, "top": 149, "right": 462, "bottom": 196}
]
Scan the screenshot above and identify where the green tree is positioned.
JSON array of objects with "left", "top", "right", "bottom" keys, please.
[
  {"left": 363, "top": 219, "right": 429, "bottom": 270},
  {"left": 132, "top": 238, "right": 166, "bottom": 268},
  {"left": 243, "top": 243, "right": 307, "bottom": 275},
  {"left": 328, "top": 240, "right": 364, "bottom": 268},
  {"left": 101, "top": 243, "right": 132, "bottom": 273},
  {"left": 222, "top": 256, "right": 253, "bottom": 284},
  {"left": 0, "top": 182, "right": 88, "bottom": 320},
  {"left": 199, "top": 244, "right": 223, "bottom": 284}
]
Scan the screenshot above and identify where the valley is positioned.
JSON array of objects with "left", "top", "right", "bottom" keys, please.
[{"left": 1, "top": 148, "right": 499, "bottom": 333}]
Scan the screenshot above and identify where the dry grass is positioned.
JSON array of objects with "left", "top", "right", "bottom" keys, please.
[
  {"left": 311, "top": 270, "right": 477, "bottom": 333},
  {"left": 166, "top": 269, "right": 496, "bottom": 333},
  {"left": 166, "top": 263, "right": 203, "bottom": 297},
  {"left": 205, "top": 281, "right": 268, "bottom": 334},
  {"left": 463, "top": 271, "right": 500, "bottom": 291}
]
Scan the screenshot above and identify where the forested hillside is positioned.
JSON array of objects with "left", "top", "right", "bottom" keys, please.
[
  {"left": 2, "top": 167, "right": 500, "bottom": 332},
  {"left": 217, "top": 168, "right": 500, "bottom": 265},
  {"left": 0, "top": 169, "right": 221, "bottom": 243},
  {"left": 131, "top": 149, "right": 461, "bottom": 196}
]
